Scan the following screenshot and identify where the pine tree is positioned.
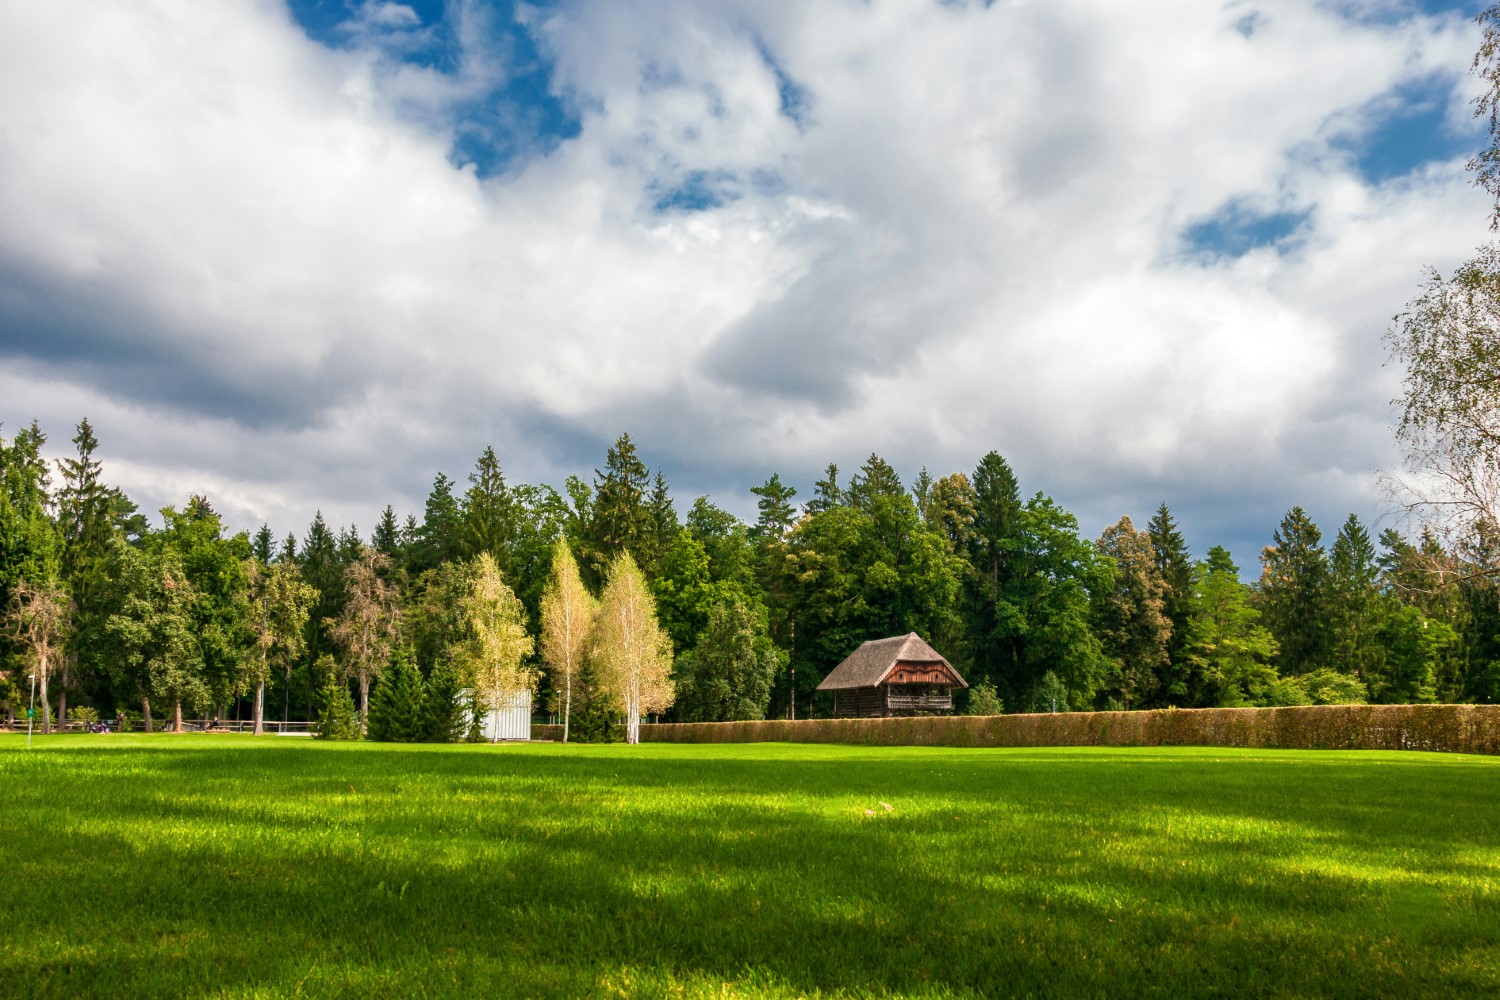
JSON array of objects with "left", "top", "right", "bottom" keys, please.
[
  {"left": 367, "top": 647, "right": 426, "bottom": 742},
  {"left": 1258, "top": 507, "right": 1334, "bottom": 675},
  {"left": 748, "top": 474, "right": 798, "bottom": 543},
  {"left": 804, "top": 463, "right": 844, "bottom": 515}
]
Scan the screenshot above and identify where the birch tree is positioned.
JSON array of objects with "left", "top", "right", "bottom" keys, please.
[
  {"left": 593, "top": 551, "right": 673, "bottom": 744},
  {"left": 246, "top": 559, "right": 316, "bottom": 735},
  {"left": 327, "top": 547, "right": 399, "bottom": 729},
  {"left": 461, "top": 552, "right": 533, "bottom": 743},
  {"left": 540, "top": 539, "right": 595, "bottom": 743},
  {"left": 4, "top": 579, "right": 70, "bottom": 733}
]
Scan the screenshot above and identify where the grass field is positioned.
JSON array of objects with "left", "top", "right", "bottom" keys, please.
[{"left": 1, "top": 736, "right": 1497, "bottom": 998}]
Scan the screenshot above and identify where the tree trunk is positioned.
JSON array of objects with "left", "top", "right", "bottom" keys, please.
[
  {"left": 254, "top": 680, "right": 265, "bottom": 736},
  {"left": 563, "top": 670, "right": 572, "bottom": 744},
  {"left": 359, "top": 674, "right": 371, "bottom": 734},
  {"left": 142, "top": 696, "right": 154, "bottom": 734},
  {"left": 39, "top": 658, "right": 50, "bottom": 734},
  {"left": 56, "top": 680, "right": 67, "bottom": 732},
  {"left": 173, "top": 701, "right": 183, "bottom": 733}
]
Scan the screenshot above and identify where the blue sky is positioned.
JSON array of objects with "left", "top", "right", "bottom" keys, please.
[{"left": 0, "top": 0, "right": 1493, "bottom": 566}]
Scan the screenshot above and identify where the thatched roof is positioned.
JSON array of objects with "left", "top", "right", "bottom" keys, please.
[{"left": 816, "top": 633, "right": 967, "bottom": 691}]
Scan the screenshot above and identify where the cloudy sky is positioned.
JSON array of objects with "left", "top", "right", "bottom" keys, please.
[{"left": 0, "top": 0, "right": 1492, "bottom": 564}]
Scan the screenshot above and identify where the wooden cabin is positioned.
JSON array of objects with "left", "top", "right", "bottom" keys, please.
[{"left": 817, "top": 633, "right": 968, "bottom": 718}]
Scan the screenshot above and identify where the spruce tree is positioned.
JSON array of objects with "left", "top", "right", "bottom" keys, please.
[
  {"left": 372, "top": 506, "right": 401, "bottom": 559},
  {"left": 366, "top": 647, "right": 426, "bottom": 742},
  {"left": 412, "top": 473, "right": 462, "bottom": 573},
  {"left": 462, "top": 446, "right": 515, "bottom": 567},
  {"left": 251, "top": 524, "right": 276, "bottom": 565},
  {"left": 420, "top": 653, "right": 466, "bottom": 742},
  {"left": 1329, "top": 514, "right": 1382, "bottom": 684},
  {"left": 1258, "top": 507, "right": 1334, "bottom": 675},
  {"left": 1146, "top": 502, "right": 1194, "bottom": 697}
]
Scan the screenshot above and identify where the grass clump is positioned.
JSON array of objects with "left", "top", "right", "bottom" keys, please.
[{"left": 0, "top": 737, "right": 1497, "bottom": 998}]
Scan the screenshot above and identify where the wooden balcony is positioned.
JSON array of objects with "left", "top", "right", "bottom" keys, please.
[{"left": 884, "top": 691, "right": 953, "bottom": 711}]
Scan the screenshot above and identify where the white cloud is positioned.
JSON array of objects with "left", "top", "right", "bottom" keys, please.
[{"left": 0, "top": 0, "right": 1491, "bottom": 558}]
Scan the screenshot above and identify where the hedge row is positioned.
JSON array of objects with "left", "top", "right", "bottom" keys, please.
[{"left": 586, "top": 704, "right": 1500, "bottom": 756}]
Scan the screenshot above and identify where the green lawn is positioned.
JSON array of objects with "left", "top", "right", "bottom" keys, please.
[{"left": 1, "top": 736, "right": 1497, "bottom": 998}]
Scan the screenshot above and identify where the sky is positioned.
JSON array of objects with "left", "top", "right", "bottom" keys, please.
[{"left": 0, "top": 0, "right": 1494, "bottom": 567}]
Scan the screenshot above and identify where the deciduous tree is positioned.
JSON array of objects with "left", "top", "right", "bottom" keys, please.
[
  {"left": 3, "top": 579, "right": 70, "bottom": 732},
  {"left": 540, "top": 539, "right": 595, "bottom": 743},
  {"left": 327, "top": 547, "right": 400, "bottom": 729},
  {"left": 593, "top": 552, "right": 673, "bottom": 744},
  {"left": 461, "top": 552, "right": 534, "bottom": 743}
]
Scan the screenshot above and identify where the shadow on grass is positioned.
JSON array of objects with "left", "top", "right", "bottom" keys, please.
[{"left": 2, "top": 743, "right": 1498, "bottom": 998}]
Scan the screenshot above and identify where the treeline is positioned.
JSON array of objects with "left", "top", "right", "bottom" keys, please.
[{"left": 3, "top": 419, "right": 1498, "bottom": 740}]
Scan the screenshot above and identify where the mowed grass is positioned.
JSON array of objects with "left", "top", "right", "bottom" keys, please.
[{"left": 1, "top": 737, "right": 1497, "bottom": 999}]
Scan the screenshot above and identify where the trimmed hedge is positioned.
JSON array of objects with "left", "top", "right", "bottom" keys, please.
[{"left": 606, "top": 704, "right": 1500, "bottom": 756}]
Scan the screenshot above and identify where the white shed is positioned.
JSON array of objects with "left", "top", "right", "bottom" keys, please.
[{"left": 479, "top": 689, "right": 532, "bottom": 741}]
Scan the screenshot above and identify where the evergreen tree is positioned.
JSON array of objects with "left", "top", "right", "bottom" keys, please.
[
  {"left": 585, "top": 433, "right": 652, "bottom": 581},
  {"left": 251, "top": 524, "right": 276, "bottom": 565},
  {"left": 421, "top": 653, "right": 467, "bottom": 742},
  {"left": 1146, "top": 502, "right": 1194, "bottom": 685},
  {"left": 1329, "top": 514, "right": 1383, "bottom": 684},
  {"left": 969, "top": 451, "right": 1023, "bottom": 588},
  {"left": 1258, "top": 507, "right": 1333, "bottom": 675},
  {"left": 372, "top": 506, "right": 401, "bottom": 560},
  {"left": 847, "top": 454, "right": 904, "bottom": 511},
  {"left": 55, "top": 419, "right": 117, "bottom": 722},
  {"left": 312, "top": 655, "right": 360, "bottom": 740},
  {"left": 748, "top": 474, "right": 798, "bottom": 543},
  {"left": 804, "top": 463, "right": 844, "bottom": 515},
  {"left": 462, "top": 446, "right": 515, "bottom": 567},
  {"left": 367, "top": 647, "right": 426, "bottom": 742},
  {"left": 413, "top": 473, "right": 462, "bottom": 573}
]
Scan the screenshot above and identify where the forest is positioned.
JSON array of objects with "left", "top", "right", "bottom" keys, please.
[{"left": 3, "top": 414, "right": 1496, "bottom": 740}]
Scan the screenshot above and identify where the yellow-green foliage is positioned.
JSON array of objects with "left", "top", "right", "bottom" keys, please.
[{"left": 635, "top": 704, "right": 1500, "bottom": 756}]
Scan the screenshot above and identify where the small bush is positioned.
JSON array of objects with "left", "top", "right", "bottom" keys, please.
[
  {"left": 965, "top": 681, "right": 1004, "bottom": 717},
  {"left": 68, "top": 706, "right": 100, "bottom": 727}
]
